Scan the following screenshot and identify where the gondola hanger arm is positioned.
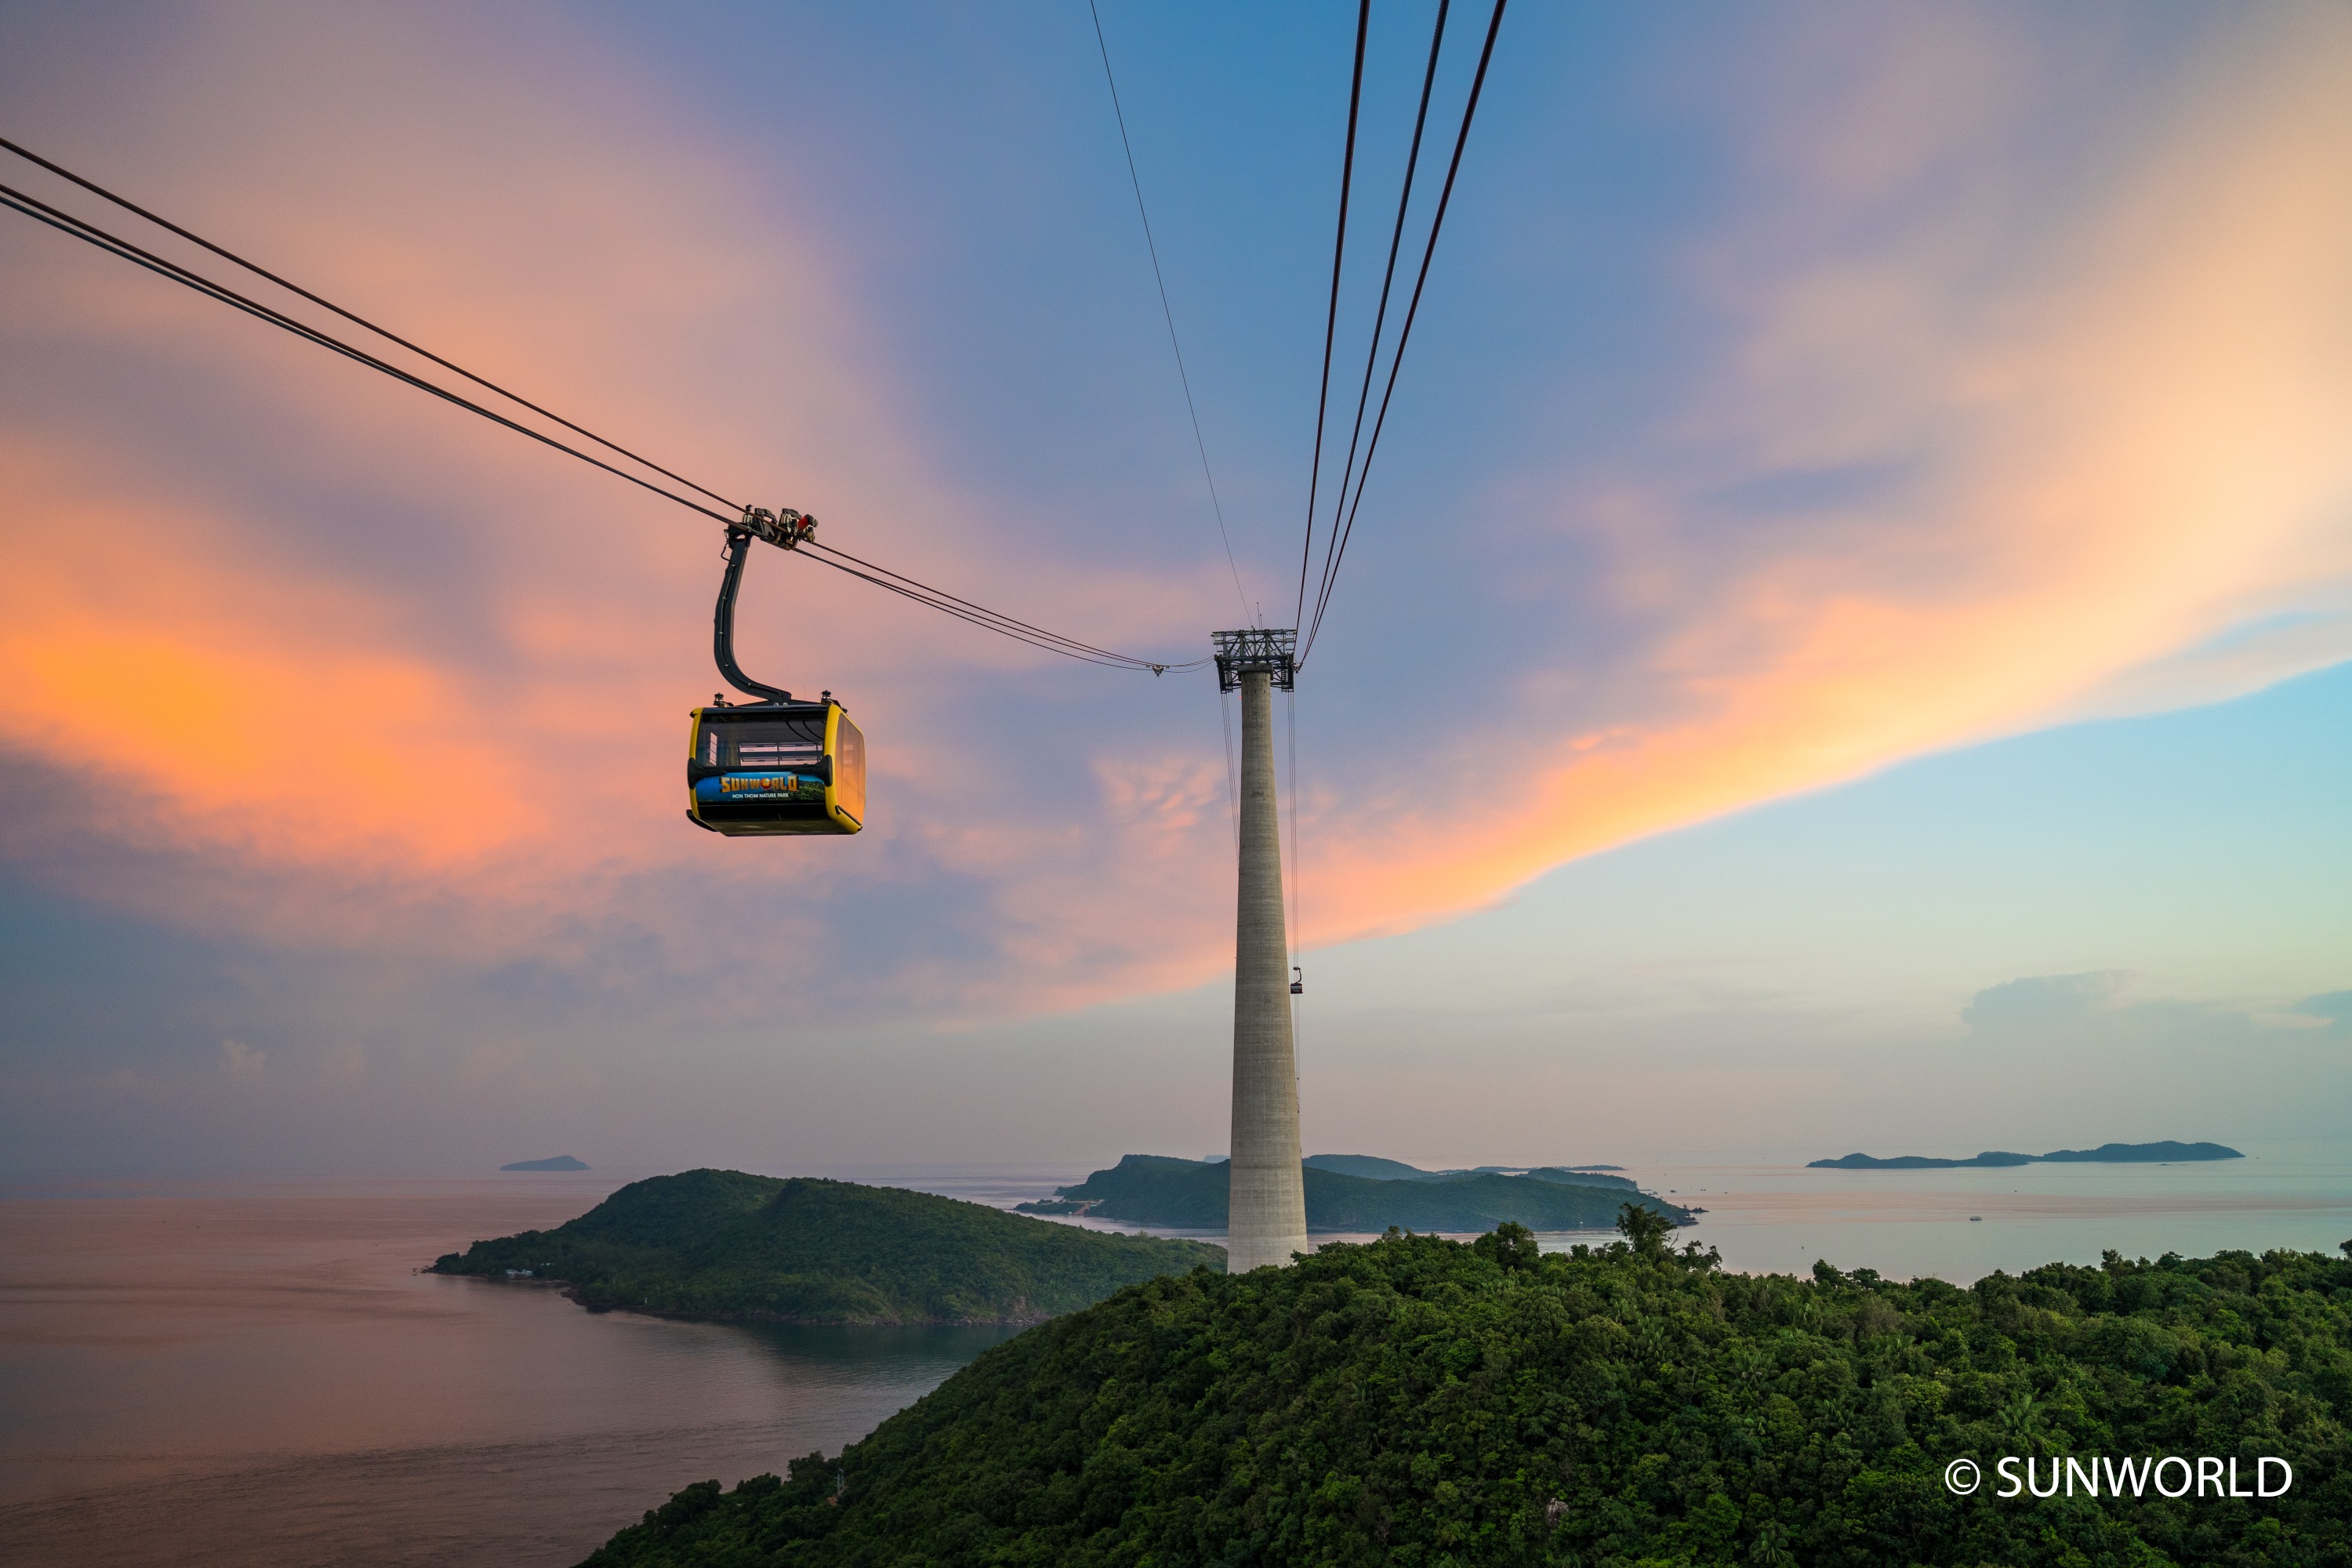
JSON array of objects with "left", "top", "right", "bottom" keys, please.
[{"left": 713, "top": 511, "right": 811, "bottom": 705}]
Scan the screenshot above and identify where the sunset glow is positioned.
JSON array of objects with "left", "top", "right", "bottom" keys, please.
[{"left": 2, "top": 0, "right": 2346, "bottom": 1173}]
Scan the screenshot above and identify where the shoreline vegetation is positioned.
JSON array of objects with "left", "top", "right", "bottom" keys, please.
[
  {"left": 583, "top": 1210, "right": 2352, "bottom": 1567},
  {"left": 1812, "top": 1142, "right": 2245, "bottom": 1171},
  {"left": 429, "top": 1171, "right": 1221, "bottom": 1325},
  {"left": 1017, "top": 1153, "right": 1693, "bottom": 1232}
]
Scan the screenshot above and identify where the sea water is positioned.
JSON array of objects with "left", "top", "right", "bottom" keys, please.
[
  {"left": 3, "top": 1144, "right": 2346, "bottom": 1566},
  {"left": 0, "top": 1175, "right": 1018, "bottom": 1567},
  {"left": 1004, "top": 1138, "right": 2352, "bottom": 1280},
  {"left": 1609, "top": 1138, "right": 2352, "bottom": 1280}
]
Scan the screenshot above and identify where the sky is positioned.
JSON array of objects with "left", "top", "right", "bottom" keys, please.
[{"left": 1, "top": 1, "right": 2347, "bottom": 1178}]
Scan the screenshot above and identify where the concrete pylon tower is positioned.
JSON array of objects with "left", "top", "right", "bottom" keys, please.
[{"left": 1212, "top": 629, "right": 1307, "bottom": 1272}]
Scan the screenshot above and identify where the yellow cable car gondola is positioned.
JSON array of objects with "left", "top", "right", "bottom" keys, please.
[{"left": 685, "top": 510, "right": 865, "bottom": 836}]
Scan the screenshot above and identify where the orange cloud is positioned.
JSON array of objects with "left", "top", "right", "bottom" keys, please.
[
  {"left": 1285, "top": 5, "right": 2352, "bottom": 953},
  {"left": 0, "top": 2, "right": 1225, "bottom": 996},
  {"left": 3, "top": 2, "right": 2349, "bottom": 1031},
  {"left": 0, "top": 492, "right": 530, "bottom": 872}
]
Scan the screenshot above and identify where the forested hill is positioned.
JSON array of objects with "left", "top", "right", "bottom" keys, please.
[
  {"left": 429, "top": 1170, "right": 1221, "bottom": 1324},
  {"left": 583, "top": 1226, "right": 2352, "bottom": 1567},
  {"left": 1302, "top": 1154, "right": 1638, "bottom": 1192},
  {"left": 1028, "top": 1153, "right": 1690, "bottom": 1231}
]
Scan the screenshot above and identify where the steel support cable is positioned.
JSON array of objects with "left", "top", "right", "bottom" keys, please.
[
  {"left": 0, "top": 175, "right": 1202, "bottom": 674},
  {"left": 1086, "top": 0, "right": 1250, "bottom": 625},
  {"left": 797, "top": 545, "right": 1209, "bottom": 672},
  {"left": 802, "top": 538, "right": 1208, "bottom": 671},
  {"left": 1306, "top": 0, "right": 1450, "bottom": 645},
  {"left": 785, "top": 546, "right": 1155, "bottom": 669},
  {"left": 0, "top": 182, "right": 740, "bottom": 527},
  {"left": 1301, "top": 0, "right": 1507, "bottom": 663},
  {"left": 1293, "top": 0, "right": 1374, "bottom": 633},
  {"left": 0, "top": 134, "right": 742, "bottom": 514}
]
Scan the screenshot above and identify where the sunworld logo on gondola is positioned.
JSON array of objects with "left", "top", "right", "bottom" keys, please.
[
  {"left": 1943, "top": 1455, "right": 2294, "bottom": 1499},
  {"left": 720, "top": 775, "right": 808, "bottom": 794}
]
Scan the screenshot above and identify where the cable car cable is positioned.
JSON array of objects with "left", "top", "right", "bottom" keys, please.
[
  {"left": 1302, "top": 0, "right": 1507, "bottom": 661},
  {"left": 0, "top": 177, "right": 1183, "bottom": 670},
  {"left": 0, "top": 162, "right": 1204, "bottom": 675},
  {"left": 799, "top": 537, "right": 1209, "bottom": 672},
  {"left": 0, "top": 134, "right": 742, "bottom": 514},
  {"left": 800, "top": 547, "right": 1177, "bottom": 669},
  {"left": 0, "top": 180, "right": 737, "bottom": 527},
  {"left": 1085, "top": 1, "right": 1250, "bottom": 625},
  {"left": 1301, "top": 0, "right": 1507, "bottom": 664},
  {"left": 1304, "top": 0, "right": 1450, "bottom": 652},
  {"left": 796, "top": 543, "right": 1201, "bottom": 671},
  {"left": 1292, "top": 0, "right": 1373, "bottom": 634}
]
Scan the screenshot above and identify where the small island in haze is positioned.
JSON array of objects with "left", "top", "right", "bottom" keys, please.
[
  {"left": 500, "top": 1154, "right": 589, "bottom": 1171},
  {"left": 1809, "top": 1140, "right": 2243, "bottom": 1170},
  {"left": 1015, "top": 1154, "right": 1686, "bottom": 1231},
  {"left": 430, "top": 1170, "right": 1220, "bottom": 1324}
]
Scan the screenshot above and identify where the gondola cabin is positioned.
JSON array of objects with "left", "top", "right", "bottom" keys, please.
[{"left": 686, "top": 699, "right": 865, "bottom": 836}]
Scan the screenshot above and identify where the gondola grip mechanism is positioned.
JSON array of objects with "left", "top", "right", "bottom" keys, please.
[{"left": 739, "top": 505, "right": 815, "bottom": 550}]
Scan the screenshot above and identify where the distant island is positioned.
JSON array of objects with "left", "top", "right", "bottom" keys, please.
[
  {"left": 1809, "top": 1141, "right": 2243, "bottom": 1170},
  {"left": 1302, "top": 1153, "right": 1635, "bottom": 1187},
  {"left": 1014, "top": 1154, "right": 1686, "bottom": 1232},
  {"left": 500, "top": 1154, "right": 589, "bottom": 1171},
  {"left": 430, "top": 1170, "right": 1221, "bottom": 1324}
]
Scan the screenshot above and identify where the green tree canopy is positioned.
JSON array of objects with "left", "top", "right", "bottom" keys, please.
[{"left": 583, "top": 1231, "right": 2351, "bottom": 1566}]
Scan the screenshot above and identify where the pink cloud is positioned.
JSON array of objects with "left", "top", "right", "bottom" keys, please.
[
  {"left": 1282, "top": 2, "right": 2352, "bottom": 948},
  {"left": 3, "top": 2, "right": 2349, "bottom": 1032}
]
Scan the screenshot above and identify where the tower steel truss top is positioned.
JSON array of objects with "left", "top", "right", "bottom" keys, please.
[{"left": 1210, "top": 628, "right": 1298, "bottom": 692}]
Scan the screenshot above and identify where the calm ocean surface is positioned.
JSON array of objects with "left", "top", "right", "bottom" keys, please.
[{"left": 3, "top": 1143, "right": 2346, "bottom": 1566}]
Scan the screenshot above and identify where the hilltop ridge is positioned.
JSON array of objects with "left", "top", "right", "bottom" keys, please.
[{"left": 430, "top": 1170, "right": 1220, "bottom": 1324}]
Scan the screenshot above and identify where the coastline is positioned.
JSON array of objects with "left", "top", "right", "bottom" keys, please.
[{"left": 554, "top": 1281, "right": 1066, "bottom": 1329}]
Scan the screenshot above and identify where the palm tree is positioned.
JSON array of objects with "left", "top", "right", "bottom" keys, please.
[{"left": 1615, "top": 1202, "right": 1678, "bottom": 1259}]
